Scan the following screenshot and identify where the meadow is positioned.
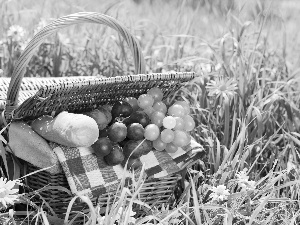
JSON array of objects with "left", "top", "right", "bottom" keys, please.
[{"left": 1, "top": 0, "right": 300, "bottom": 224}]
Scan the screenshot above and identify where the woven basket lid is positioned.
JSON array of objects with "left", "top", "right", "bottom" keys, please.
[{"left": 11, "top": 72, "right": 196, "bottom": 121}]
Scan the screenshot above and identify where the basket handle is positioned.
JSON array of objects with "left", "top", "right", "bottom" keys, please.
[{"left": 5, "top": 12, "right": 146, "bottom": 119}]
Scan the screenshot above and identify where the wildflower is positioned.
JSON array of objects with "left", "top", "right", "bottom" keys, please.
[
  {"left": 215, "top": 63, "right": 222, "bottom": 71},
  {"left": 7, "top": 25, "right": 25, "bottom": 42},
  {"left": 236, "top": 169, "right": 256, "bottom": 191},
  {"left": 209, "top": 185, "right": 230, "bottom": 202},
  {"left": 236, "top": 168, "right": 249, "bottom": 183},
  {"left": 206, "top": 76, "right": 238, "bottom": 99},
  {"left": 97, "top": 216, "right": 105, "bottom": 225},
  {"left": 34, "top": 18, "right": 49, "bottom": 34},
  {"left": 0, "top": 177, "right": 20, "bottom": 208}
]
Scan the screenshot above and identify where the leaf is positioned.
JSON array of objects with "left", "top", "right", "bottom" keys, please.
[
  {"left": 219, "top": 171, "right": 231, "bottom": 185},
  {"left": 239, "top": 145, "right": 253, "bottom": 169},
  {"left": 287, "top": 132, "right": 300, "bottom": 147},
  {"left": 252, "top": 106, "right": 263, "bottom": 138},
  {"left": 0, "top": 142, "right": 8, "bottom": 178},
  {"left": 40, "top": 208, "right": 50, "bottom": 225},
  {"left": 64, "top": 196, "right": 79, "bottom": 225},
  {"left": 239, "top": 21, "right": 253, "bottom": 41},
  {"left": 248, "top": 124, "right": 283, "bottom": 172},
  {"left": 219, "top": 121, "right": 246, "bottom": 171},
  {"left": 190, "top": 176, "right": 201, "bottom": 225},
  {"left": 129, "top": 199, "right": 151, "bottom": 209},
  {"left": 230, "top": 106, "right": 238, "bottom": 147},
  {"left": 222, "top": 93, "right": 230, "bottom": 148},
  {"left": 273, "top": 180, "right": 300, "bottom": 191},
  {"left": 178, "top": 209, "right": 196, "bottom": 225},
  {"left": 135, "top": 215, "right": 161, "bottom": 225},
  {"left": 0, "top": 133, "right": 7, "bottom": 145},
  {"left": 215, "top": 137, "right": 221, "bottom": 172},
  {"left": 248, "top": 194, "right": 272, "bottom": 225}
]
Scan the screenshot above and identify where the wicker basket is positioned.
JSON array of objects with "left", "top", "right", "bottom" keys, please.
[{"left": 1, "top": 12, "right": 201, "bottom": 223}]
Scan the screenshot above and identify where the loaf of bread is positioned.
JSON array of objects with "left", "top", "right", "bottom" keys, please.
[
  {"left": 31, "top": 111, "right": 99, "bottom": 147},
  {"left": 8, "top": 122, "right": 62, "bottom": 174}
]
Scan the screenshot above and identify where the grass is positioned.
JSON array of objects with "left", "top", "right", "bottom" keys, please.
[{"left": 1, "top": 0, "right": 300, "bottom": 224}]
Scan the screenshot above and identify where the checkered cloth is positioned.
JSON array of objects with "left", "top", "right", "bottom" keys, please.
[{"left": 52, "top": 139, "right": 204, "bottom": 198}]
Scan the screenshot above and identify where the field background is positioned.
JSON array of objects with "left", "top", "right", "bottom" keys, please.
[
  {"left": 1, "top": 0, "right": 300, "bottom": 77},
  {"left": 1, "top": 0, "right": 300, "bottom": 224}
]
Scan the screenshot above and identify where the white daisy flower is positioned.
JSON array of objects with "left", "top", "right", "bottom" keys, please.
[
  {"left": 0, "top": 177, "right": 21, "bottom": 208},
  {"left": 209, "top": 184, "right": 230, "bottom": 202},
  {"left": 236, "top": 168, "right": 249, "bottom": 183},
  {"left": 34, "top": 18, "right": 49, "bottom": 34},
  {"left": 236, "top": 169, "right": 256, "bottom": 191},
  {"left": 7, "top": 25, "right": 25, "bottom": 42}
]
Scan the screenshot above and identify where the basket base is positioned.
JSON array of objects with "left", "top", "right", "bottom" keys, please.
[{"left": 17, "top": 162, "right": 180, "bottom": 224}]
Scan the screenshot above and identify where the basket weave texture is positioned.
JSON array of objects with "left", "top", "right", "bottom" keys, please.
[
  {"left": 1, "top": 12, "right": 203, "bottom": 222},
  {"left": 10, "top": 72, "right": 195, "bottom": 121},
  {"left": 0, "top": 77, "right": 95, "bottom": 110}
]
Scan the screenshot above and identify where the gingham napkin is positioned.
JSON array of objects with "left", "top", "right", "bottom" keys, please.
[{"left": 52, "top": 139, "right": 204, "bottom": 198}]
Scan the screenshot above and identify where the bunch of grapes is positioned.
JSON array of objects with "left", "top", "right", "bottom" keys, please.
[
  {"left": 96, "top": 86, "right": 195, "bottom": 168},
  {"left": 136, "top": 87, "right": 195, "bottom": 154}
]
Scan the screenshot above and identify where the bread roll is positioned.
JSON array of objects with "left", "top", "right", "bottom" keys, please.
[
  {"left": 31, "top": 111, "right": 99, "bottom": 147},
  {"left": 8, "top": 122, "right": 62, "bottom": 174}
]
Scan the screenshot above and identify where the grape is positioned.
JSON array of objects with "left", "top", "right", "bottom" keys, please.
[
  {"left": 165, "top": 143, "right": 179, "bottom": 154},
  {"left": 153, "top": 136, "right": 167, "bottom": 151},
  {"left": 174, "top": 101, "right": 190, "bottom": 115},
  {"left": 172, "top": 130, "right": 190, "bottom": 147},
  {"left": 124, "top": 97, "right": 139, "bottom": 112},
  {"left": 111, "top": 101, "right": 133, "bottom": 119},
  {"left": 153, "top": 101, "right": 167, "bottom": 114},
  {"left": 183, "top": 115, "right": 195, "bottom": 131},
  {"left": 144, "top": 124, "right": 160, "bottom": 141},
  {"left": 138, "top": 94, "right": 154, "bottom": 109},
  {"left": 174, "top": 117, "right": 184, "bottom": 130},
  {"left": 147, "top": 87, "right": 164, "bottom": 102},
  {"left": 163, "top": 116, "right": 176, "bottom": 129},
  {"left": 168, "top": 104, "right": 185, "bottom": 118},
  {"left": 127, "top": 123, "right": 145, "bottom": 140},
  {"left": 108, "top": 122, "right": 127, "bottom": 143},
  {"left": 161, "top": 129, "right": 174, "bottom": 143},
  {"left": 144, "top": 106, "right": 155, "bottom": 117},
  {"left": 150, "top": 111, "right": 165, "bottom": 127}
]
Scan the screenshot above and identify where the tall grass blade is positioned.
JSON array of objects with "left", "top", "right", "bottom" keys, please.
[
  {"left": 248, "top": 194, "right": 272, "bottom": 225},
  {"left": 190, "top": 177, "right": 201, "bottom": 225},
  {"left": 222, "top": 94, "right": 230, "bottom": 147}
]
